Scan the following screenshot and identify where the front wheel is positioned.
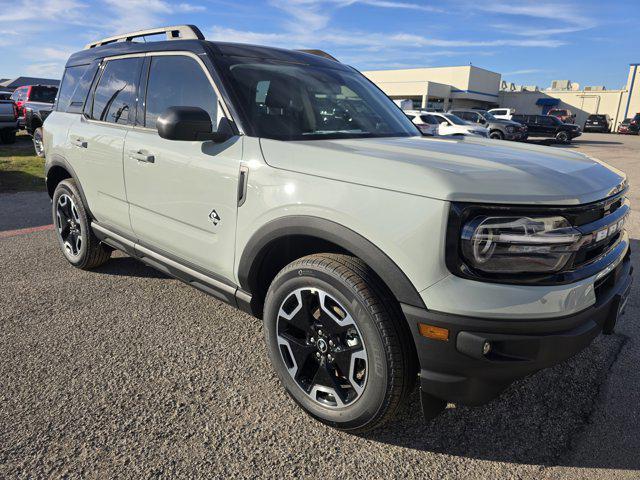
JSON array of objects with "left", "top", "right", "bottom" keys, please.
[
  {"left": 52, "top": 179, "right": 111, "bottom": 269},
  {"left": 264, "top": 254, "right": 422, "bottom": 432},
  {"left": 489, "top": 130, "right": 504, "bottom": 140},
  {"left": 555, "top": 131, "right": 570, "bottom": 143}
]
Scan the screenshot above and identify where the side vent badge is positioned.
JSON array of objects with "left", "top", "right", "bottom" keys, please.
[{"left": 209, "top": 209, "right": 221, "bottom": 226}]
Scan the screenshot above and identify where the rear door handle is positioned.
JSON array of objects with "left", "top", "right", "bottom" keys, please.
[
  {"left": 129, "top": 150, "right": 155, "bottom": 163},
  {"left": 72, "top": 138, "right": 87, "bottom": 148}
]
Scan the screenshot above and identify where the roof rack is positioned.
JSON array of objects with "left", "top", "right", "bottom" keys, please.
[{"left": 84, "top": 25, "right": 205, "bottom": 50}]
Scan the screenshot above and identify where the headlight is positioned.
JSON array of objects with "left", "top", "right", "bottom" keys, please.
[
  {"left": 460, "top": 215, "right": 581, "bottom": 273},
  {"left": 505, "top": 125, "right": 514, "bottom": 133}
]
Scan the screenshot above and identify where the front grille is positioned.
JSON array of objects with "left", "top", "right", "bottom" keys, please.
[{"left": 566, "top": 191, "right": 629, "bottom": 272}]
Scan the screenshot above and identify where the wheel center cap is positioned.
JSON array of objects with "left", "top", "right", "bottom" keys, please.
[{"left": 317, "top": 338, "right": 328, "bottom": 354}]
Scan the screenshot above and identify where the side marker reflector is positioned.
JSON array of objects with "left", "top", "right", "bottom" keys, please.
[{"left": 418, "top": 323, "right": 449, "bottom": 342}]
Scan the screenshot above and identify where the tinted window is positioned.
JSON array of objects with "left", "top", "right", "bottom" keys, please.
[
  {"left": 145, "top": 55, "right": 218, "bottom": 128},
  {"left": 216, "top": 56, "right": 418, "bottom": 140},
  {"left": 492, "top": 110, "right": 506, "bottom": 115},
  {"left": 57, "top": 66, "right": 87, "bottom": 111},
  {"left": 512, "top": 114, "right": 527, "bottom": 123},
  {"left": 540, "top": 116, "right": 557, "bottom": 126},
  {"left": 30, "top": 86, "right": 58, "bottom": 103},
  {"left": 420, "top": 114, "right": 438, "bottom": 124},
  {"left": 67, "top": 63, "right": 99, "bottom": 114},
  {"left": 91, "top": 57, "right": 142, "bottom": 124}
]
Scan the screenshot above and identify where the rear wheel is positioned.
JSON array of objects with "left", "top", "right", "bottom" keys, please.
[
  {"left": 489, "top": 130, "right": 504, "bottom": 140},
  {"left": 264, "top": 254, "right": 423, "bottom": 432},
  {"left": 32, "top": 127, "right": 45, "bottom": 157},
  {"left": 52, "top": 179, "right": 111, "bottom": 269}
]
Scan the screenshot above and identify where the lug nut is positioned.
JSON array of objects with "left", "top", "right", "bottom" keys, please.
[
  {"left": 328, "top": 340, "right": 334, "bottom": 347},
  {"left": 310, "top": 337, "right": 316, "bottom": 344},
  {"left": 316, "top": 352, "right": 321, "bottom": 358},
  {"left": 482, "top": 341, "right": 492, "bottom": 356},
  {"left": 327, "top": 354, "right": 333, "bottom": 362},
  {"left": 317, "top": 330, "right": 323, "bottom": 336}
]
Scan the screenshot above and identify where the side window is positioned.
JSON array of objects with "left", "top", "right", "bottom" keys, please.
[
  {"left": 56, "top": 65, "right": 88, "bottom": 111},
  {"left": 144, "top": 55, "right": 218, "bottom": 129},
  {"left": 67, "top": 62, "right": 99, "bottom": 114},
  {"left": 91, "top": 57, "right": 142, "bottom": 125}
]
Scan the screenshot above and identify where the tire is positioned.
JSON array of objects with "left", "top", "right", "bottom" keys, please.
[
  {"left": 555, "top": 131, "right": 570, "bottom": 144},
  {"left": 264, "top": 253, "right": 421, "bottom": 432},
  {"left": 32, "top": 127, "right": 45, "bottom": 157},
  {"left": 489, "top": 130, "right": 504, "bottom": 140},
  {"left": 52, "top": 179, "right": 111, "bottom": 269},
  {"left": 0, "top": 130, "right": 16, "bottom": 144}
]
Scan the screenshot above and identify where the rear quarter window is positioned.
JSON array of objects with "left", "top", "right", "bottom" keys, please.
[{"left": 56, "top": 65, "right": 89, "bottom": 112}]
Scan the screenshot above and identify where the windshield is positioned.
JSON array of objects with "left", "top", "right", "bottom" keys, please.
[
  {"left": 442, "top": 113, "right": 467, "bottom": 125},
  {"left": 216, "top": 57, "right": 419, "bottom": 140},
  {"left": 478, "top": 110, "right": 496, "bottom": 121}
]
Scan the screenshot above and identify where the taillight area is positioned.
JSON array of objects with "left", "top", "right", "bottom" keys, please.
[{"left": 12, "top": 103, "right": 18, "bottom": 119}]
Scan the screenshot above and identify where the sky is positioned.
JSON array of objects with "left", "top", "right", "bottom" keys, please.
[{"left": 1, "top": 0, "right": 638, "bottom": 89}]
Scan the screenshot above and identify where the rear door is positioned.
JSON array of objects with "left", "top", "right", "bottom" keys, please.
[
  {"left": 66, "top": 55, "right": 143, "bottom": 235},
  {"left": 123, "top": 53, "right": 242, "bottom": 281}
]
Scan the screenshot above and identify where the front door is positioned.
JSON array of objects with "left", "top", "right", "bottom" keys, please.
[{"left": 124, "top": 53, "right": 241, "bottom": 281}]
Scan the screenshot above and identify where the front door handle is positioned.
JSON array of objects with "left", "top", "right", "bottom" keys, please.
[
  {"left": 72, "top": 138, "right": 87, "bottom": 148},
  {"left": 129, "top": 150, "right": 155, "bottom": 163}
]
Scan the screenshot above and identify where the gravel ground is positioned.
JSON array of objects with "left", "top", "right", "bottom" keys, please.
[{"left": 1, "top": 133, "right": 639, "bottom": 478}]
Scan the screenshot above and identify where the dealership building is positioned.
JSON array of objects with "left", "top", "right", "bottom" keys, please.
[{"left": 363, "top": 63, "right": 640, "bottom": 130}]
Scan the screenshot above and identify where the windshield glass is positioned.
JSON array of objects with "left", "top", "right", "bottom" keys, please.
[
  {"left": 443, "top": 113, "right": 467, "bottom": 125},
  {"left": 216, "top": 57, "right": 419, "bottom": 140},
  {"left": 478, "top": 110, "right": 496, "bottom": 121}
]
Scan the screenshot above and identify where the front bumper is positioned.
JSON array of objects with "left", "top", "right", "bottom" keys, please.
[{"left": 402, "top": 252, "right": 632, "bottom": 407}]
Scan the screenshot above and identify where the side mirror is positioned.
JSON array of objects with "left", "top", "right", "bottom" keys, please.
[{"left": 157, "top": 106, "right": 233, "bottom": 142}]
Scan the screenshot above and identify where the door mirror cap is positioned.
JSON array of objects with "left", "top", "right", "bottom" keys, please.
[{"left": 157, "top": 106, "right": 232, "bottom": 143}]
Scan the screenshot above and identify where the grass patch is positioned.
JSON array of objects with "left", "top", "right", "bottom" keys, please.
[{"left": 0, "top": 133, "right": 45, "bottom": 192}]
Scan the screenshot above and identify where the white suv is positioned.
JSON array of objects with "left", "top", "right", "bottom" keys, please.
[
  {"left": 488, "top": 108, "right": 514, "bottom": 120},
  {"left": 42, "top": 25, "right": 632, "bottom": 432},
  {"left": 430, "top": 112, "right": 488, "bottom": 137}
]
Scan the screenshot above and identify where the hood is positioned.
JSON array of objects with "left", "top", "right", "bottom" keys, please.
[{"left": 259, "top": 135, "right": 625, "bottom": 205}]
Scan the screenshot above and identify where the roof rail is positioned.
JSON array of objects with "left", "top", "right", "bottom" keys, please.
[{"left": 84, "top": 25, "right": 205, "bottom": 50}]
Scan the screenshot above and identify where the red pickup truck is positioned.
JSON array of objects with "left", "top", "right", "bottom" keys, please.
[{"left": 10, "top": 85, "right": 58, "bottom": 128}]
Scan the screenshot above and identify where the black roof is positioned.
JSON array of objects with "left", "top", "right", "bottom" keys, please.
[{"left": 66, "top": 39, "right": 347, "bottom": 71}]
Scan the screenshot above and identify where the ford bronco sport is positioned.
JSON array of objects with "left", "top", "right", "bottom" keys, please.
[{"left": 43, "top": 26, "right": 632, "bottom": 432}]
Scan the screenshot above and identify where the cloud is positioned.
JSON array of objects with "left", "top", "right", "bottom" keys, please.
[
  {"left": 0, "top": 0, "right": 86, "bottom": 23},
  {"left": 25, "top": 62, "right": 65, "bottom": 78},
  {"left": 503, "top": 68, "right": 545, "bottom": 76}
]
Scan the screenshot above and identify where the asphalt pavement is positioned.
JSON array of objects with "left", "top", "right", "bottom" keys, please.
[{"left": 1, "top": 133, "right": 639, "bottom": 479}]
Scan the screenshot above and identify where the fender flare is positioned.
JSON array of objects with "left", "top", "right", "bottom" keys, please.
[
  {"left": 237, "top": 215, "right": 426, "bottom": 309},
  {"left": 45, "top": 154, "right": 94, "bottom": 219}
]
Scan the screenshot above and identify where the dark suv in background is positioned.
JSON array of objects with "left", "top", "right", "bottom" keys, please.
[
  {"left": 449, "top": 108, "right": 527, "bottom": 141},
  {"left": 512, "top": 114, "right": 581, "bottom": 143},
  {"left": 584, "top": 114, "right": 611, "bottom": 133}
]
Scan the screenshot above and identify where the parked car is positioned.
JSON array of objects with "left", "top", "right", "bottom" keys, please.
[
  {"left": 0, "top": 90, "right": 12, "bottom": 100},
  {"left": 584, "top": 114, "right": 611, "bottom": 133},
  {"left": 10, "top": 85, "right": 58, "bottom": 128},
  {"left": 487, "top": 108, "right": 514, "bottom": 120},
  {"left": 0, "top": 99, "right": 18, "bottom": 143},
  {"left": 512, "top": 114, "right": 582, "bottom": 143},
  {"left": 617, "top": 116, "right": 640, "bottom": 135},
  {"left": 44, "top": 25, "right": 632, "bottom": 432},
  {"left": 404, "top": 110, "right": 439, "bottom": 136},
  {"left": 449, "top": 109, "right": 527, "bottom": 141},
  {"left": 429, "top": 112, "right": 488, "bottom": 137},
  {"left": 547, "top": 108, "right": 575, "bottom": 124},
  {"left": 24, "top": 101, "right": 54, "bottom": 157}
]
